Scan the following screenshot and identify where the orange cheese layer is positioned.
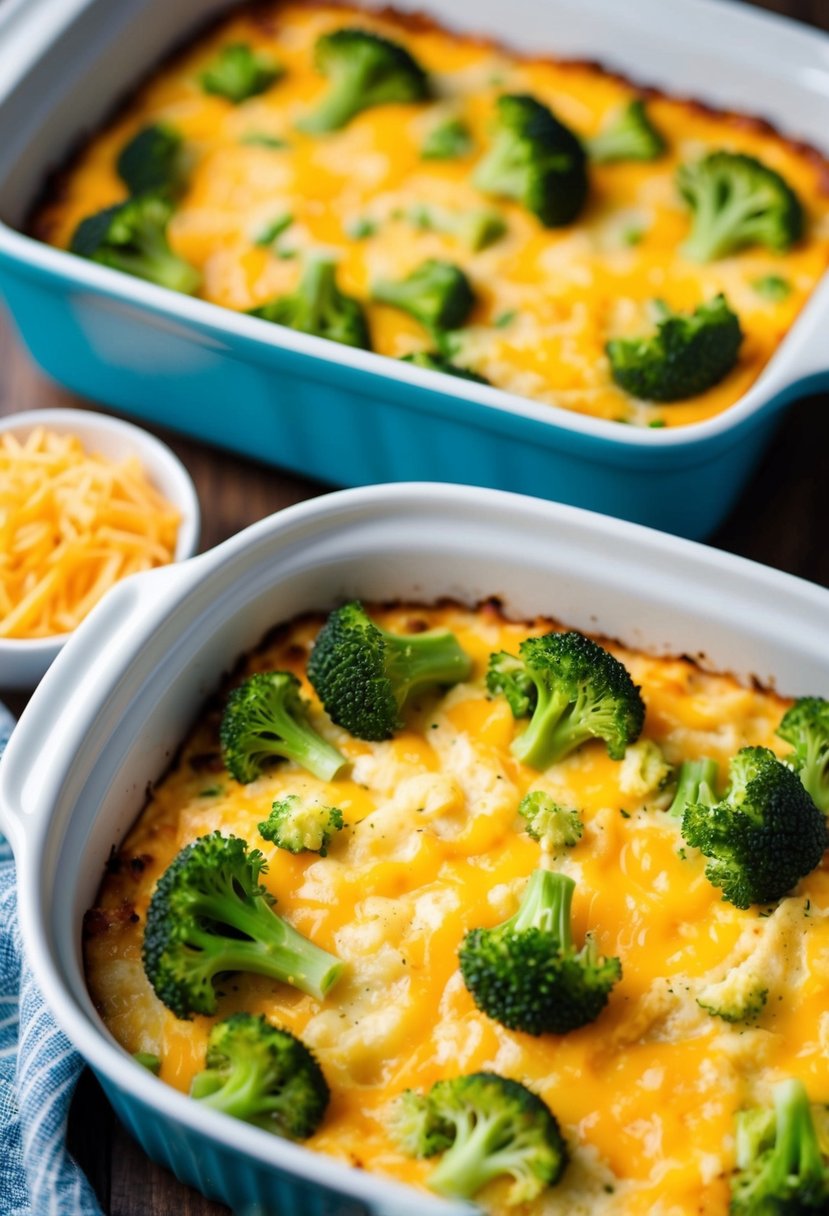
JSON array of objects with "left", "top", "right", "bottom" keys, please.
[
  {"left": 31, "top": 3, "right": 829, "bottom": 428},
  {"left": 85, "top": 603, "right": 829, "bottom": 1214}
]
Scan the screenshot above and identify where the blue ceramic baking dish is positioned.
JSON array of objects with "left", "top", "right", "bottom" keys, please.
[{"left": 0, "top": 0, "right": 828, "bottom": 540}]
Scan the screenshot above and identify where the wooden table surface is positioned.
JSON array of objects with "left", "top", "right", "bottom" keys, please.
[{"left": 2, "top": 0, "right": 829, "bottom": 1210}]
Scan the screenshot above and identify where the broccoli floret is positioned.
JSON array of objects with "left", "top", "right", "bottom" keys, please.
[
  {"left": 697, "top": 963, "right": 768, "bottom": 1024},
  {"left": 406, "top": 203, "right": 507, "bottom": 251},
  {"left": 142, "top": 832, "right": 344, "bottom": 1018},
  {"left": 518, "top": 791, "right": 583, "bottom": 858},
  {"left": 677, "top": 151, "right": 804, "bottom": 263},
  {"left": 249, "top": 255, "right": 371, "bottom": 349},
  {"left": 680, "top": 746, "right": 827, "bottom": 909},
  {"left": 588, "top": 99, "right": 666, "bottom": 165},
  {"left": 668, "top": 757, "right": 719, "bottom": 819},
  {"left": 391, "top": 1072, "right": 568, "bottom": 1203},
  {"left": 220, "top": 671, "right": 346, "bottom": 784},
  {"left": 606, "top": 295, "right": 743, "bottom": 402},
  {"left": 116, "top": 123, "right": 188, "bottom": 197},
  {"left": 421, "top": 117, "right": 473, "bottom": 160},
  {"left": 487, "top": 651, "right": 537, "bottom": 718},
  {"left": 486, "top": 631, "right": 645, "bottom": 770},
  {"left": 473, "top": 94, "right": 588, "bottom": 227},
  {"left": 69, "top": 194, "right": 201, "bottom": 294},
  {"left": 731, "top": 1078, "right": 829, "bottom": 1214},
  {"left": 373, "top": 259, "right": 475, "bottom": 333},
  {"left": 199, "top": 43, "right": 283, "bottom": 103},
  {"left": 298, "top": 28, "right": 430, "bottom": 134},
  {"left": 618, "top": 738, "right": 672, "bottom": 800},
  {"left": 259, "top": 794, "right": 345, "bottom": 856},
  {"left": 459, "top": 869, "right": 621, "bottom": 1035},
  {"left": 400, "top": 351, "right": 490, "bottom": 384},
  {"left": 777, "top": 698, "right": 829, "bottom": 814},
  {"left": 190, "top": 1012, "right": 329, "bottom": 1138},
  {"left": 308, "top": 601, "right": 472, "bottom": 741}
]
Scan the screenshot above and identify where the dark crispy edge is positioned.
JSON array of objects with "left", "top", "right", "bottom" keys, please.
[{"left": 28, "top": 0, "right": 829, "bottom": 241}]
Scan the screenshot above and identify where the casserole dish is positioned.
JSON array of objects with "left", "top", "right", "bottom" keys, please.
[
  {"left": 2, "top": 482, "right": 829, "bottom": 1216},
  {"left": 0, "top": 0, "right": 828, "bottom": 540}
]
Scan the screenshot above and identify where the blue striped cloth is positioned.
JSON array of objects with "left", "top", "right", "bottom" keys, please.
[{"left": 0, "top": 701, "right": 102, "bottom": 1216}]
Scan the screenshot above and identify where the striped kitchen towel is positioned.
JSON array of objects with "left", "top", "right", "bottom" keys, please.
[{"left": 0, "top": 700, "right": 102, "bottom": 1216}]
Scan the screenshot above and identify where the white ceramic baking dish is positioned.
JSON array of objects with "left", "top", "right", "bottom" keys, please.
[
  {"left": 1, "top": 482, "right": 829, "bottom": 1215},
  {"left": 0, "top": 0, "right": 828, "bottom": 539}
]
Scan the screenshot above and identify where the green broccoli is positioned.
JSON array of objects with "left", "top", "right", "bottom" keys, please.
[
  {"left": 253, "top": 212, "right": 294, "bottom": 248},
  {"left": 606, "top": 295, "right": 743, "bottom": 402},
  {"left": 618, "top": 738, "right": 672, "bottom": 800},
  {"left": 677, "top": 151, "right": 804, "bottom": 262},
  {"left": 69, "top": 194, "right": 201, "bottom": 294},
  {"left": 116, "top": 123, "right": 188, "bottom": 197},
  {"left": 459, "top": 869, "right": 621, "bottom": 1035},
  {"left": 199, "top": 43, "right": 283, "bottom": 104},
  {"left": 588, "top": 99, "right": 666, "bottom": 165},
  {"left": 400, "top": 351, "right": 490, "bottom": 384},
  {"left": 518, "top": 791, "right": 583, "bottom": 858},
  {"left": 391, "top": 1072, "right": 568, "bottom": 1203},
  {"left": 220, "top": 671, "right": 347, "bottom": 784},
  {"left": 307, "top": 600, "right": 472, "bottom": 741},
  {"left": 486, "top": 631, "right": 645, "bottom": 770},
  {"left": 777, "top": 697, "right": 829, "bottom": 814},
  {"left": 473, "top": 94, "right": 588, "bottom": 227},
  {"left": 249, "top": 254, "right": 370, "bottom": 347},
  {"left": 133, "top": 1051, "right": 161, "bottom": 1074},
  {"left": 679, "top": 746, "right": 827, "bottom": 909},
  {"left": 298, "top": 28, "right": 430, "bottom": 134},
  {"left": 259, "top": 794, "right": 345, "bottom": 856},
  {"left": 487, "top": 651, "right": 537, "bottom": 717},
  {"left": 668, "top": 757, "right": 719, "bottom": 819},
  {"left": 697, "top": 964, "right": 768, "bottom": 1024},
  {"left": 190, "top": 1012, "right": 329, "bottom": 1138},
  {"left": 421, "top": 117, "right": 473, "bottom": 160},
  {"left": 731, "top": 1078, "right": 829, "bottom": 1213},
  {"left": 405, "top": 202, "right": 507, "bottom": 252},
  {"left": 142, "top": 832, "right": 344, "bottom": 1018},
  {"left": 372, "top": 258, "right": 475, "bottom": 333}
]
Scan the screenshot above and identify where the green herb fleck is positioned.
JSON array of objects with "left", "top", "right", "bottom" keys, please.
[
  {"left": 493, "top": 309, "right": 516, "bottom": 328},
  {"left": 345, "top": 216, "right": 378, "bottom": 239},
  {"left": 648, "top": 419, "right": 666, "bottom": 429},
  {"left": 241, "top": 132, "right": 288, "bottom": 149},
  {"left": 254, "top": 213, "right": 294, "bottom": 247}
]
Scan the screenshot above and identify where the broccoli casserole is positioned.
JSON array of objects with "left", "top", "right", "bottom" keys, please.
[
  {"left": 85, "top": 600, "right": 829, "bottom": 1214},
  {"left": 30, "top": 3, "right": 829, "bottom": 428}
]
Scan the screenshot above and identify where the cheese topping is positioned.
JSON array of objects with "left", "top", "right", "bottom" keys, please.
[
  {"left": 84, "top": 602, "right": 829, "bottom": 1215},
  {"left": 30, "top": 3, "right": 829, "bottom": 427},
  {"left": 0, "top": 427, "right": 179, "bottom": 638}
]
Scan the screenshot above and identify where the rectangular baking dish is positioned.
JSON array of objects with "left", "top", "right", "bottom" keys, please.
[
  {"left": 0, "top": 0, "right": 828, "bottom": 541},
  {"left": 2, "top": 482, "right": 829, "bottom": 1216}
]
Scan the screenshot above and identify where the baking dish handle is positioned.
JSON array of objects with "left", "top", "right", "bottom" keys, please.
[{"left": 0, "top": 561, "right": 193, "bottom": 852}]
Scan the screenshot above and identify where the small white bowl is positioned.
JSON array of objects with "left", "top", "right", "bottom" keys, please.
[{"left": 0, "top": 408, "right": 200, "bottom": 689}]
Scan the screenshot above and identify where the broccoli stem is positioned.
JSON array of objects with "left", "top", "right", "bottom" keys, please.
[
  {"left": 428, "top": 1107, "right": 515, "bottom": 1198},
  {"left": 508, "top": 869, "right": 573, "bottom": 944},
  {"left": 191, "top": 894, "right": 342, "bottom": 1000},
  {"left": 191, "top": 1056, "right": 268, "bottom": 1119},
  {"left": 254, "top": 705, "right": 345, "bottom": 783},
  {"left": 302, "top": 65, "right": 373, "bottom": 133},
  {"left": 683, "top": 192, "right": 757, "bottom": 263},
  {"left": 511, "top": 688, "right": 588, "bottom": 768},
  {"left": 384, "top": 630, "right": 472, "bottom": 707},
  {"left": 668, "top": 757, "right": 718, "bottom": 818},
  {"left": 768, "top": 1079, "right": 826, "bottom": 1193}
]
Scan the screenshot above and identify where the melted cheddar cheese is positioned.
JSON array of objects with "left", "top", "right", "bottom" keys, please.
[
  {"left": 31, "top": 3, "right": 829, "bottom": 427},
  {"left": 85, "top": 602, "right": 829, "bottom": 1215}
]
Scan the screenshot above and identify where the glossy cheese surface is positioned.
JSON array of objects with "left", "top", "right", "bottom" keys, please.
[
  {"left": 84, "top": 602, "right": 829, "bottom": 1215},
  {"left": 31, "top": 3, "right": 829, "bottom": 427}
]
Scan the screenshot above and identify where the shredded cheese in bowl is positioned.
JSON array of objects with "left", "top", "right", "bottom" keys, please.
[{"left": 0, "top": 426, "right": 181, "bottom": 639}]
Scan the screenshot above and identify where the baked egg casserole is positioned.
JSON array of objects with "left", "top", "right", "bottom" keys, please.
[
  {"left": 30, "top": 2, "right": 829, "bottom": 428},
  {"left": 85, "top": 600, "right": 829, "bottom": 1215}
]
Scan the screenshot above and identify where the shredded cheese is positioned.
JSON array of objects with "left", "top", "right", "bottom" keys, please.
[{"left": 0, "top": 426, "right": 180, "bottom": 638}]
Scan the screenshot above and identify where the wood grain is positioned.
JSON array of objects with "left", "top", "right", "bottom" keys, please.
[{"left": 1, "top": 1, "right": 827, "bottom": 1210}]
